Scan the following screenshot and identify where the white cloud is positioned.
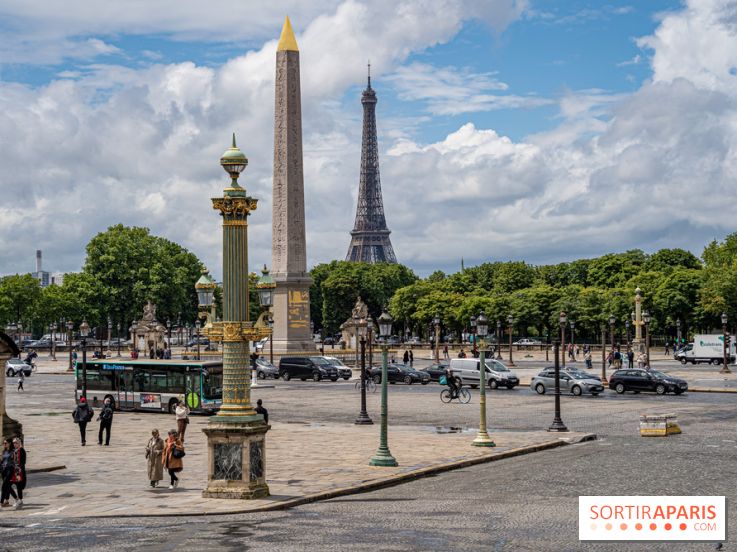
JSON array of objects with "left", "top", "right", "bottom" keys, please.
[{"left": 387, "top": 62, "right": 551, "bottom": 115}]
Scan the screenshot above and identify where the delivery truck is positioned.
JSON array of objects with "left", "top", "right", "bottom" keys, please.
[{"left": 674, "top": 334, "right": 735, "bottom": 365}]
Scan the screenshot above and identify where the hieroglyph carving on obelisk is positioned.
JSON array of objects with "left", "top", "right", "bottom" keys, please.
[{"left": 271, "top": 16, "right": 313, "bottom": 352}]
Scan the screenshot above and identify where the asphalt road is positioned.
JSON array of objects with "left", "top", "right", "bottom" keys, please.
[{"left": 4, "top": 370, "right": 737, "bottom": 551}]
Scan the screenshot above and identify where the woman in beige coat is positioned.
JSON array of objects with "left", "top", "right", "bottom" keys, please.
[{"left": 145, "top": 429, "right": 165, "bottom": 488}]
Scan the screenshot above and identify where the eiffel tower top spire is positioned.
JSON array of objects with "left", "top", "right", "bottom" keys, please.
[{"left": 345, "top": 69, "right": 397, "bottom": 264}]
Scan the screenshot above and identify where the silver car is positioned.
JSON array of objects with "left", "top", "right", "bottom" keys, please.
[
  {"left": 5, "top": 358, "right": 34, "bottom": 377},
  {"left": 530, "top": 368, "right": 603, "bottom": 396},
  {"left": 255, "top": 358, "right": 279, "bottom": 379}
]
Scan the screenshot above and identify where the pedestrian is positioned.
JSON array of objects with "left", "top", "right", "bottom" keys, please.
[
  {"left": 613, "top": 349, "right": 622, "bottom": 369},
  {"left": 0, "top": 439, "right": 16, "bottom": 507},
  {"left": 664, "top": 341, "right": 670, "bottom": 355},
  {"left": 637, "top": 351, "right": 646, "bottom": 369},
  {"left": 72, "top": 349, "right": 78, "bottom": 366},
  {"left": 607, "top": 351, "right": 613, "bottom": 367},
  {"left": 163, "top": 429, "right": 184, "bottom": 490},
  {"left": 458, "top": 349, "right": 466, "bottom": 358},
  {"left": 443, "top": 344, "right": 449, "bottom": 360},
  {"left": 98, "top": 397, "right": 114, "bottom": 446},
  {"left": 72, "top": 397, "right": 94, "bottom": 446},
  {"left": 584, "top": 350, "right": 592, "bottom": 369},
  {"left": 402, "top": 350, "right": 409, "bottom": 365},
  {"left": 255, "top": 399, "right": 269, "bottom": 424},
  {"left": 10, "top": 438, "right": 25, "bottom": 509},
  {"left": 409, "top": 350, "right": 414, "bottom": 366},
  {"left": 149, "top": 347, "right": 155, "bottom": 359},
  {"left": 175, "top": 400, "right": 190, "bottom": 442},
  {"left": 17, "top": 370, "right": 24, "bottom": 392},
  {"left": 145, "top": 429, "right": 165, "bottom": 488},
  {"left": 627, "top": 349, "right": 634, "bottom": 368}
]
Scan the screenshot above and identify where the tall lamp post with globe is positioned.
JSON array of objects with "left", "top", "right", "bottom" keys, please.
[
  {"left": 79, "top": 319, "right": 90, "bottom": 399},
  {"left": 255, "top": 266, "right": 276, "bottom": 389},
  {"left": 507, "top": 315, "right": 515, "bottom": 367},
  {"left": 369, "top": 310, "right": 398, "bottom": 466},
  {"left": 721, "top": 313, "right": 730, "bottom": 374},
  {"left": 472, "top": 312, "right": 495, "bottom": 447}
]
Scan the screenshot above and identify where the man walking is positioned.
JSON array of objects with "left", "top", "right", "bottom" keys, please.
[
  {"left": 73, "top": 397, "right": 93, "bottom": 446},
  {"left": 17, "top": 371, "right": 24, "bottom": 392},
  {"left": 98, "top": 398, "right": 114, "bottom": 446}
]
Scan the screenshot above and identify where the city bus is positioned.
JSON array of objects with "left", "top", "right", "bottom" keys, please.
[{"left": 74, "top": 359, "right": 222, "bottom": 414}]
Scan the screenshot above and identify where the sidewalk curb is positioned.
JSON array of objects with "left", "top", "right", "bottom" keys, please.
[
  {"left": 87, "top": 433, "right": 597, "bottom": 519},
  {"left": 28, "top": 464, "right": 66, "bottom": 474}
]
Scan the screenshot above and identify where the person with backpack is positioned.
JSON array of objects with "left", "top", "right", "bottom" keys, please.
[
  {"left": 163, "top": 429, "right": 184, "bottom": 490},
  {"left": 73, "top": 397, "right": 94, "bottom": 446},
  {"left": 98, "top": 398, "right": 114, "bottom": 446}
]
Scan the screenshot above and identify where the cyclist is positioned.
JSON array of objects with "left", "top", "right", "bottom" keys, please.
[{"left": 444, "top": 367, "right": 461, "bottom": 400}]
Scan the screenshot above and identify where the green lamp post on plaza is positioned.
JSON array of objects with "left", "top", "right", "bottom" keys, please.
[
  {"left": 643, "top": 311, "right": 651, "bottom": 368},
  {"left": 507, "top": 315, "right": 515, "bottom": 366},
  {"left": 472, "top": 311, "right": 495, "bottom": 447},
  {"left": 253, "top": 266, "right": 276, "bottom": 389},
  {"left": 369, "top": 310, "right": 398, "bottom": 467},
  {"left": 721, "top": 313, "right": 731, "bottom": 374},
  {"left": 79, "top": 319, "right": 90, "bottom": 399},
  {"left": 66, "top": 319, "right": 74, "bottom": 370},
  {"left": 200, "top": 134, "right": 272, "bottom": 500}
]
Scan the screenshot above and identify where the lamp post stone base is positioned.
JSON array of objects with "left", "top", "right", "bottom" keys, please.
[{"left": 202, "top": 420, "right": 270, "bottom": 500}]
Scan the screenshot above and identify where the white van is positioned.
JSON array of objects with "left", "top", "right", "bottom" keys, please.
[{"left": 448, "top": 358, "right": 519, "bottom": 389}]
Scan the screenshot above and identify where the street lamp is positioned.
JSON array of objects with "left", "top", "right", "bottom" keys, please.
[
  {"left": 50, "top": 322, "right": 57, "bottom": 361},
  {"left": 106, "top": 316, "right": 112, "bottom": 357},
  {"left": 507, "top": 315, "right": 515, "bottom": 366},
  {"left": 370, "top": 310, "right": 398, "bottom": 466},
  {"left": 625, "top": 319, "right": 631, "bottom": 350},
  {"left": 470, "top": 315, "right": 477, "bottom": 357},
  {"left": 185, "top": 322, "right": 191, "bottom": 354},
  {"left": 676, "top": 318, "right": 682, "bottom": 348},
  {"left": 472, "top": 311, "right": 495, "bottom": 447},
  {"left": 548, "top": 338, "right": 569, "bottom": 433},
  {"left": 609, "top": 314, "right": 616, "bottom": 371},
  {"left": 559, "top": 311, "right": 567, "bottom": 368},
  {"left": 433, "top": 313, "right": 441, "bottom": 363},
  {"left": 355, "top": 312, "right": 372, "bottom": 425},
  {"left": 569, "top": 320, "right": 576, "bottom": 361},
  {"left": 79, "top": 319, "right": 90, "bottom": 399},
  {"left": 256, "top": 265, "right": 275, "bottom": 364},
  {"left": 496, "top": 320, "right": 503, "bottom": 359},
  {"left": 66, "top": 319, "right": 74, "bottom": 370},
  {"left": 721, "top": 312, "right": 730, "bottom": 374},
  {"left": 195, "top": 319, "right": 201, "bottom": 361},
  {"left": 116, "top": 322, "right": 121, "bottom": 357},
  {"left": 130, "top": 320, "right": 139, "bottom": 357},
  {"left": 643, "top": 311, "right": 651, "bottom": 368}
]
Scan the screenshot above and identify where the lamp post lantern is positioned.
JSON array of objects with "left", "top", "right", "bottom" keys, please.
[
  {"left": 569, "top": 320, "right": 576, "bottom": 361},
  {"left": 559, "top": 311, "right": 567, "bottom": 368},
  {"left": 79, "top": 319, "right": 90, "bottom": 399},
  {"left": 643, "top": 311, "right": 651, "bottom": 368},
  {"left": 609, "top": 314, "right": 616, "bottom": 372},
  {"left": 256, "top": 265, "right": 276, "bottom": 386},
  {"left": 472, "top": 312, "right": 495, "bottom": 447},
  {"left": 676, "top": 318, "right": 682, "bottom": 348},
  {"left": 116, "top": 322, "right": 121, "bottom": 357},
  {"left": 600, "top": 324, "right": 606, "bottom": 379},
  {"left": 625, "top": 319, "right": 631, "bottom": 350},
  {"left": 496, "top": 320, "right": 503, "bottom": 359},
  {"left": 200, "top": 134, "right": 272, "bottom": 500},
  {"left": 433, "top": 313, "right": 441, "bottom": 363},
  {"left": 369, "top": 310, "right": 398, "bottom": 466},
  {"left": 355, "top": 311, "right": 372, "bottom": 425},
  {"left": 507, "top": 315, "right": 515, "bottom": 366},
  {"left": 721, "top": 313, "right": 731, "bottom": 374}
]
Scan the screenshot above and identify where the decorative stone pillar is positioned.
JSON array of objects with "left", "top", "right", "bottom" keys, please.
[
  {"left": 202, "top": 136, "right": 271, "bottom": 500},
  {"left": 0, "top": 333, "right": 22, "bottom": 441}
]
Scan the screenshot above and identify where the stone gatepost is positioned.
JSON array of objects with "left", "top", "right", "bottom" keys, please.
[{"left": 0, "top": 332, "right": 22, "bottom": 441}]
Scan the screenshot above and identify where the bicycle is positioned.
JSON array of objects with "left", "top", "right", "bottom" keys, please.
[
  {"left": 440, "top": 386, "right": 471, "bottom": 404},
  {"left": 354, "top": 378, "right": 377, "bottom": 393}
]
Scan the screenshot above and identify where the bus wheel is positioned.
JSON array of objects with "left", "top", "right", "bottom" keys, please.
[
  {"left": 104, "top": 395, "right": 117, "bottom": 411},
  {"left": 168, "top": 398, "right": 178, "bottom": 414}
]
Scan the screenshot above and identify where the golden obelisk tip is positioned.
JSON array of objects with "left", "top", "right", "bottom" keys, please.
[{"left": 277, "top": 15, "right": 299, "bottom": 52}]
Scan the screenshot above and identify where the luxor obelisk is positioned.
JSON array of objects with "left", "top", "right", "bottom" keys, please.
[{"left": 271, "top": 16, "right": 313, "bottom": 352}]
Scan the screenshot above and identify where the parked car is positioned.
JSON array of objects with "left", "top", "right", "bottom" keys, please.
[
  {"left": 531, "top": 368, "right": 604, "bottom": 396},
  {"left": 320, "top": 356, "right": 352, "bottom": 380},
  {"left": 448, "top": 357, "right": 519, "bottom": 389},
  {"left": 406, "top": 337, "right": 423, "bottom": 345},
  {"left": 323, "top": 337, "right": 338, "bottom": 345},
  {"left": 186, "top": 337, "right": 210, "bottom": 347},
  {"left": 255, "top": 358, "right": 279, "bottom": 379},
  {"left": 370, "top": 363, "right": 430, "bottom": 385},
  {"left": 513, "top": 338, "right": 542, "bottom": 346},
  {"left": 278, "top": 356, "right": 340, "bottom": 382},
  {"left": 5, "top": 359, "right": 34, "bottom": 377},
  {"left": 419, "top": 363, "right": 449, "bottom": 382},
  {"left": 608, "top": 369, "right": 688, "bottom": 395}
]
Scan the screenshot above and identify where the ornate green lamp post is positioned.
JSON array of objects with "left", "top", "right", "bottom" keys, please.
[
  {"left": 201, "top": 135, "right": 272, "bottom": 499},
  {"left": 472, "top": 311, "right": 495, "bottom": 447},
  {"left": 370, "top": 310, "right": 398, "bottom": 466},
  {"left": 79, "top": 319, "right": 90, "bottom": 399}
]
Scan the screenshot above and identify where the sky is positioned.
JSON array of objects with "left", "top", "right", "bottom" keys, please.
[{"left": 1, "top": 0, "right": 736, "bottom": 279}]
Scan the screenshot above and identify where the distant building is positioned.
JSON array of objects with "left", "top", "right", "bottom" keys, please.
[
  {"left": 51, "top": 272, "right": 65, "bottom": 286},
  {"left": 31, "top": 250, "right": 69, "bottom": 287}
]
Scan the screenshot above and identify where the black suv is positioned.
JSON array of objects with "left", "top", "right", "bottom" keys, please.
[
  {"left": 279, "top": 356, "right": 340, "bottom": 382},
  {"left": 608, "top": 369, "right": 688, "bottom": 395}
]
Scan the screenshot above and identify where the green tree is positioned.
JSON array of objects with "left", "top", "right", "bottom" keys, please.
[{"left": 0, "top": 274, "right": 41, "bottom": 325}]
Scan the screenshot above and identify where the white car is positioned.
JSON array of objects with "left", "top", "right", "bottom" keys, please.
[{"left": 513, "top": 338, "right": 542, "bottom": 346}]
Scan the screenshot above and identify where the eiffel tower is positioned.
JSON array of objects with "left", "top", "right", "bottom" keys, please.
[{"left": 345, "top": 66, "right": 397, "bottom": 264}]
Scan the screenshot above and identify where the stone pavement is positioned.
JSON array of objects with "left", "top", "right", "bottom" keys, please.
[{"left": 8, "top": 408, "right": 591, "bottom": 518}]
